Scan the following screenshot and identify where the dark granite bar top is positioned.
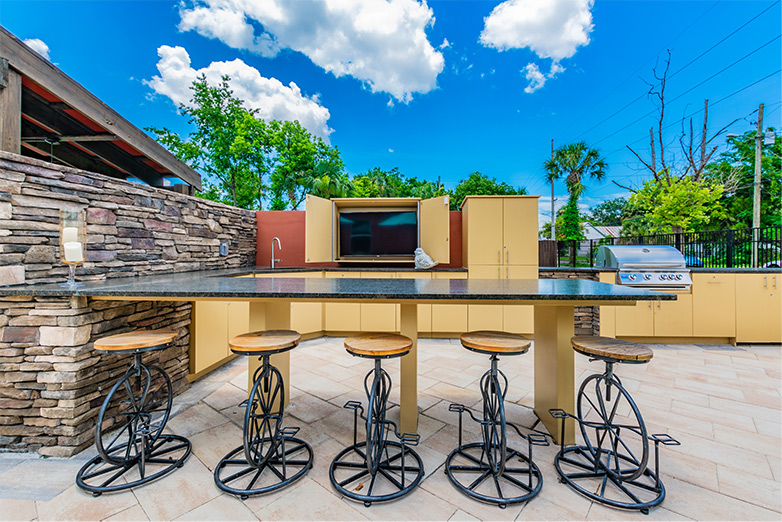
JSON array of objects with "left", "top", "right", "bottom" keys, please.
[
  {"left": 0, "top": 267, "right": 675, "bottom": 302},
  {"left": 251, "top": 266, "right": 469, "bottom": 273}
]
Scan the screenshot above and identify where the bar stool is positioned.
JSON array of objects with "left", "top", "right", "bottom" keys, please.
[
  {"left": 76, "top": 330, "right": 191, "bottom": 496},
  {"left": 329, "top": 333, "right": 424, "bottom": 507},
  {"left": 549, "top": 336, "right": 680, "bottom": 514},
  {"left": 214, "top": 330, "right": 312, "bottom": 499},
  {"left": 445, "top": 331, "right": 547, "bottom": 509}
]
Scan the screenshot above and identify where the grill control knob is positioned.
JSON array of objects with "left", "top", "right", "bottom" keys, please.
[
  {"left": 628, "top": 274, "right": 637, "bottom": 281},
  {"left": 643, "top": 274, "right": 652, "bottom": 281},
  {"left": 675, "top": 274, "right": 683, "bottom": 280},
  {"left": 660, "top": 274, "right": 668, "bottom": 280}
]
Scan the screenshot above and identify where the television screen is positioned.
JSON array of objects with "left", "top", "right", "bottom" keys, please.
[{"left": 339, "top": 211, "right": 418, "bottom": 257}]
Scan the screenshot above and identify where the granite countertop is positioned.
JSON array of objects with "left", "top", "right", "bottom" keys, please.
[{"left": 0, "top": 266, "right": 675, "bottom": 302}]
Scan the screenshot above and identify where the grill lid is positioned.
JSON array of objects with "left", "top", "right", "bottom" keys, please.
[{"left": 596, "top": 245, "right": 687, "bottom": 269}]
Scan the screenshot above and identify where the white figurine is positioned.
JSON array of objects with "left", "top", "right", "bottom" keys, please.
[{"left": 414, "top": 248, "right": 439, "bottom": 269}]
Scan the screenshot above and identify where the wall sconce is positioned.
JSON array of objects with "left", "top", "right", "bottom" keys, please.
[{"left": 59, "top": 210, "right": 86, "bottom": 287}]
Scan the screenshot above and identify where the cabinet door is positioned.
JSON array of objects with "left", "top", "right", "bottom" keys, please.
[
  {"left": 465, "top": 198, "right": 503, "bottom": 265},
  {"left": 503, "top": 305, "right": 534, "bottom": 335},
  {"left": 323, "top": 271, "right": 360, "bottom": 332},
  {"left": 193, "top": 301, "right": 229, "bottom": 374},
  {"left": 598, "top": 273, "right": 617, "bottom": 337},
  {"left": 503, "top": 198, "right": 538, "bottom": 266},
  {"left": 469, "top": 265, "right": 501, "bottom": 279},
  {"left": 736, "top": 274, "right": 782, "bottom": 342},
  {"left": 360, "top": 272, "right": 396, "bottom": 332},
  {"left": 468, "top": 305, "right": 504, "bottom": 331},
  {"left": 396, "top": 272, "right": 431, "bottom": 332},
  {"left": 615, "top": 300, "right": 655, "bottom": 337},
  {"left": 506, "top": 265, "right": 538, "bottom": 280},
  {"left": 305, "top": 194, "right": 333, "bottom": 263},
  {"left": 420, "top": 195, "right": 450, "bottom": 264},
  {"left": 431, "top": 304, "right": 468, "bottom": 333},
  {"left": 654, "top": 293, "right": 692, "bottom": 337},
  {"left": 692, "top": 273, "right": 736, "bottom": 337}
]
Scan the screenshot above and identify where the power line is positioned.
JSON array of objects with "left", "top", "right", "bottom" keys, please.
[{"left": 570, "top": 0, "right": 780, "bottom": 142}]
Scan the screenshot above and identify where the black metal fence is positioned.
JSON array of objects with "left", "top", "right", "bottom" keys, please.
[{"left": 545, "top": 226, "right": 782, "bottom": 268}]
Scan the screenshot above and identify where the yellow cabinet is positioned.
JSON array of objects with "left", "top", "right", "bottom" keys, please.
[
  {"left": 192, "top": 301, "right": 248, "bottom": 375},
  {"left": 461, "top": 196, "right": 539, "bottom": 267},
  {"left": 323, "top": 272, "right": 361, "bottom": 332},
  {"left": 615, "top": 300, "right": 655, "bottom": 337},
  {"left": 360, "top": 272, "right": 396, "bottom": 332},
  {"left": 736, "top": 273, "right": 782, "bottom": 342},
  {"left": 396, "top": 272, "right": 432, "bottom": 332},
  {"left": 599, "top": 273, "right": 616, "bottom": 337},
  {"left": 692, "top": 273, "right": 736, "bottom": 338},
  {"left": 654, "top": 292, "right": 692, "bottom": 337},
  {"left": 431, "top": 271, "right": 468, "bottom": 333}
]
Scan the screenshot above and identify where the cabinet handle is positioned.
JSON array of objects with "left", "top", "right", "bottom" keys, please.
[
  {"left": 648, "top": 302, "right": 652, "bottom": 310},
  {"left": 775, "top": 275, "right": 778, "bottom": 289},
  {"left": 506, "top": 266, "right": 509, "bottom": 279},
  {"left": 497, "top": 266, "right": 500, "bottom": 279},
  {"left": 498, "top": 250, "right": 501, "bottom": 263},
  {"left": 764, "top": 276, "right": 768, "bottom": 289},
  {"left": 506, "top": 249, "right": 509, "bottom": 264},
  {"left": 707, "top": 281, "right": 724, "bottom": 284}
]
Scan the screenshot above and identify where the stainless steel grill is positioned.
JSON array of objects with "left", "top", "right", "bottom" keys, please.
[{"left": 595, "top": 245, "right": 692, "bottom": 289}]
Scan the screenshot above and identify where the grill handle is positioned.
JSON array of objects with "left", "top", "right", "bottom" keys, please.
[{"left": 620, "top": 263, "right": 685, "bottom": 269}]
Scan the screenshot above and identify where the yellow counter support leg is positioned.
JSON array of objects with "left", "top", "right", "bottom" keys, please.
[
  {"left": 399, "top": 303, "right": 418, "bottom": 434},
  {"left": 248, "top": 301, "right": 291, "bottom": 409},
  {"left": 534, "top": 305, "right": 575, "bottom": 445}
]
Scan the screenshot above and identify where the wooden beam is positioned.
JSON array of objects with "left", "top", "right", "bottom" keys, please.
[
  {"left": 1, "top": 27, "right": 201, "bottom": 189},
  {"left": 22, "top": 91, "right": 162, "bottom": 186},
  {"left": 0, "top": 58, "right": 21, "bottom": 153},
  {"left": 21, "top": 119, "right": 127, "bottom": 178},
  {"left": 22, "top": 134, "right": 119, "bottom": 142}
]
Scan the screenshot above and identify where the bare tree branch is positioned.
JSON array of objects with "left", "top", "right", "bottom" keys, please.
[{"left": 627, "top": 144, "right": 656, "bottom": 174}]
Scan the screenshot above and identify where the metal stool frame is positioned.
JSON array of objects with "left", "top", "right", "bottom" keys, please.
[
  {"left": 445, "top": 354, "right": 548, "bottom": 509},
  {"left": 76, "top": 350, "right": 191, "bottom": 496},
  {"left": 215, "top": 353, "right": 312, "bottom": 499},
  {"left": 329, "top": 357, "right": 424, "bottom": 507},
  {"left": 550, "top": 356, "right": 680, "bottom": 514}
]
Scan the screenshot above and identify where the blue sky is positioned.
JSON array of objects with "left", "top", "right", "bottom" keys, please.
[{"left": 2, "top": 0, "right": 780, "bottom": 223}]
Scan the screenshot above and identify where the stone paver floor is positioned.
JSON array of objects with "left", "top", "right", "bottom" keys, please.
[{"left": 1, "top": 338, "right": 780, "bottom": 521}]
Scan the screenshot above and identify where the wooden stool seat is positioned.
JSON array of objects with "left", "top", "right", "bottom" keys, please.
[
  {"left": 460, "top": 331, "right": 531, "bottom": 356},
  {"left": 229, "top": 330, "right": 301, "bottom": 356},
  {"left": 94, "top": 329, "right": 178, "bottom": 354},
  {"left": 344, "top": 333, "right": 412, "bottom": 359},
  {"left": 571, "top": 336, "right": 653, "bottom": 363}
]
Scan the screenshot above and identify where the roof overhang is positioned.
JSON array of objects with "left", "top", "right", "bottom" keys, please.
[{"left": 0, "top": 26, "right": 201, "bottom": 190}]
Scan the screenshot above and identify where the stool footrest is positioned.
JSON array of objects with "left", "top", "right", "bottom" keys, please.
[
  {"left": 449, "top": 403, "right": 466, "bottom": 413},
  {"left": 400, "top": 432, "right": 420, "bottom": 446},
  {"left": 548, "top": 408, "right": 569, "bottom": 419},
  {"left": 527, "top": 432, "right": 550, "bottom": 446},
  {"left": 280, "top": 426, "right": 300, "bottom": 438},
  {"left": 651, "top": 433, "right": 680, "bottom": 446},
  {"left": 343, "top": 400, "right": 363, "bottom": 411}
]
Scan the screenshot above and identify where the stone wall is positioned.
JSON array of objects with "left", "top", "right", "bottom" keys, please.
[
  {"left": 0, "top": 297, "right": 190, "bottom": 456},
  {"left": 539, "top": 269, "right": 601, "bottom": 336},
  {"left": 0, "top": 151, "right": 256, "bottom": 286},
  {"left": 0, "top": 152, "right": 257, "bottom": 455}
]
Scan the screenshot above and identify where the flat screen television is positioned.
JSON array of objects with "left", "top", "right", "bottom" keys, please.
[{"left": 338, "top": 211, "right": 418, "bottom": 258}]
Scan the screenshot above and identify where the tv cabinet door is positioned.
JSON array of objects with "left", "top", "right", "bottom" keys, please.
[
  {"left": 420, "top": 195, "right": 450, "bottom": 264},
  {"left": 305, "top": 194, "right": 333, "bottom": 262}
]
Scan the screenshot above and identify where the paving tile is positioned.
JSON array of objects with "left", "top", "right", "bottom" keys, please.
[
  {"left": 713, "top": 423, "right": 781, "bottom": 456},
  {"left": 36, "top": 484, "right": 137, "bottom": 522},
  {"left": 585, "top": 502, "right": 693, "bottom": 520},
  {"left": 0, "top": 456, "right": 91, "bottom": 501},
  {"left": 294, "top": 374, "right": 354, "bottom": 401},
  {"left": 174, "top": 494, "right": 258, "bottom": 521},
  {"left": 420, "top": 468, "right": 524, "bottom": 521},
  {"left": 132, "top": 456, "right": 221, "bottom": 521},
  {"left": 716, "top": 465, "right": 782, "bottom": 512},
  {"left": 203, "top": 382, "right": 247, "bottom": 412},
  {"left": 343, "top": 484, "right": 457, "bottom": 521},
  {"left": 102, "top": 504, "right": 150, "bottom": 521},
  {"left": 250, "top": 478, "right": 368, "bottom": 521},
  {"left": 188, "top": 422, "right": 244, "bottom": 472},
  {"left": 165, "top": 402, "right": 231, "bottom": 438},
  {"left": 287, "top": 390, "right": 342, "bottom": 424},
  {"left": 447, "top": 508, "right": 479, "bottom": 521},
  {"left": 0, "top": 498, "right": 37, "bottom": 521},
  {"left": 662, "top": 476, "right": 780, "bottom": 520}
]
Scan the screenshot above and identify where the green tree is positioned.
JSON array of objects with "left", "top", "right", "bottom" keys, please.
[
  {"left": 704, "top": 128, "right": 781, "bottom": 228},
  {"left": 629, "top": 176, "right": 726, "bottom": 233},
  {"left": 587, "top": 197, "right": 629, "bottom": 226},
  {"left": 148, "top": 76, "right": 260, "bottom": 208},
  {"left": 450, "top": 171, "right": 525, "bottom": 210}
]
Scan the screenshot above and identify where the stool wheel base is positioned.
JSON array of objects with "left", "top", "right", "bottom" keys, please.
[
  {"left": 553, "top": 446, "right": 665, "bottom": 513},
  {"left": 330, "top": 441, "right": 424, "bottom": 505},
  {"left": 214, "top": 436, "right": 312, "bottom": 498},
  {"left": 445, "top": 442, "right": 542, "bottom": 507},
  {"left": 76, "top": 434, "right": 191, "bottom": 494}
]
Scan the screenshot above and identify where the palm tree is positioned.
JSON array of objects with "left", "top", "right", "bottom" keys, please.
[
  {"left": 300, "top": 161, "right": 350, "bottom": 199},
  {"left": 544, "top": 141, "right": 607, "bottom": 264}
]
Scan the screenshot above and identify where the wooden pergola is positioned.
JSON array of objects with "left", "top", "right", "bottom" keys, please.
[{"left": 0, "top": 26, "right": 201, "bottom": 191}]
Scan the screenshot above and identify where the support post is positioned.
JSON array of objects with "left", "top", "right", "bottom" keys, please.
[
  {"left": 399, "top": 303, "right": 418, "bottom": 434},
  {"left": 752, "top": 103, "right": 764, "bottom": 267},
  {"left": 0, "top": 59, "right": 21, "bottom": 154},
  {"left": 248, "top": 301, "right": 291, "bottom": 409}
]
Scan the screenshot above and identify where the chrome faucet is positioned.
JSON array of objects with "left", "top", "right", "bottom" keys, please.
[{"left": 271, "top": 237, "right": 282, "bottom": 268}]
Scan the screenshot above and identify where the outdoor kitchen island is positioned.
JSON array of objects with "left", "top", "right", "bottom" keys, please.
[{"left": 0, "top": 267, "right": 675, "bottom": 444}]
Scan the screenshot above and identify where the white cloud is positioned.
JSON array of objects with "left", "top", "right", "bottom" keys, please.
[
  {"left": 145, "top": 45, "right": 333, "bottom": 140},
  {"left": 23, "top": 38, "right": 50, "bottom": 61},
  {"left": 481, "top": 0, "right": 593, "bottom": 93},
  {"left": 523, "top": 61, "right": 565, "bottom": 93},
  {"left": 177, "top": 0, "right": 444, "bottom": 103},
  {"left": 480, "top": 0, "right": 593, "bottom": 60},
  {"left": 439, "top": 38, "right": 450, "bottom": 50}
]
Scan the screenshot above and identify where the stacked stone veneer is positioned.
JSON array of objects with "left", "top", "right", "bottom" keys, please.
[
  {"left": 539, "top": 269, "right": 600, "bottom": 336},
  {"left": 0, "top": 152, "right": 257, "bottom": 455}
]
